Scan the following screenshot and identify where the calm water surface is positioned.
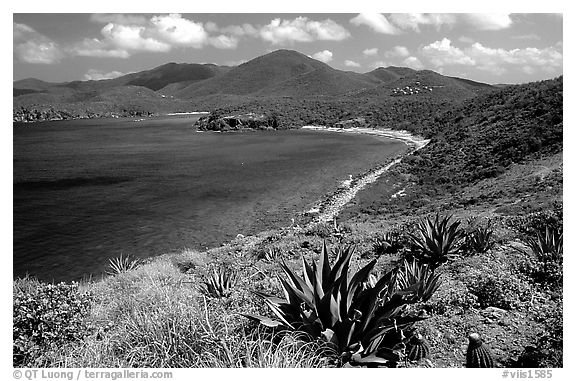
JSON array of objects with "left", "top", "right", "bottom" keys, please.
[{"left": 13, "top": 116, "right": 406, "bottom": 281}]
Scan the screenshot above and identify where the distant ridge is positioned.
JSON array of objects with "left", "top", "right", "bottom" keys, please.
[{"left": 14, "top": 48, "right": 502, "bottom": 121}]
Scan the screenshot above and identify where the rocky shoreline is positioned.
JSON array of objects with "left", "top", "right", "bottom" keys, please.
[{"left": 300, "top": 126, "right": 429, "bottom": 225}]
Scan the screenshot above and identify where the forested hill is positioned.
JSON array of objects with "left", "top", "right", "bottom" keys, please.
[{"left": 400, "top": 76, "right": 563, "bottom": 188}]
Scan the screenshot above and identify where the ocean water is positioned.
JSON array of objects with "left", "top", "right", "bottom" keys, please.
[{"left": 13, "top": 116, "right": 406, "bottom": 282}]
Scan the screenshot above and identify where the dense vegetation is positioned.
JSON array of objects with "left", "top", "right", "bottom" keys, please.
[{"left": 401, "top": 77, "right": 563, "bottom": 188}]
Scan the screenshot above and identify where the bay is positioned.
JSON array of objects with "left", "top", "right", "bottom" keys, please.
[{"left": 13, "top": 116, "right": 406, "bottom": 281}]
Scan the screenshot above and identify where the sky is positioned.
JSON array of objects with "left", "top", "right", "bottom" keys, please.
[{"left": 13, "top": 12, "right": 563, "bottom": 85}]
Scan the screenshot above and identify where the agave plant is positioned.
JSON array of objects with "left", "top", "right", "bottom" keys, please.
[
  {"left": 243, "top": 242, "right": 435, "bottom": 367},
  {"left": 464, "top": 224, "right": 495, "bottom": 255},
  {"left": 259, "top": 247, "right": 282, "bottom": 263},
  {"left": 524, "top": 225, "right": 563, "bottom": 261},
  {"left": 408, "top": 214, "right": 465, "bottom": 268},
  {"left": 373, "top": 231, "right": 404, "bottom": 256},
  {"left": 395, "top": 258, "right": 441, "bottom": 302},
  {"left": 107, "top": 254, "right": 140, "bottom": 275},
  {"left": 200, "top": 267, "right": 237, "bottom": 298}
]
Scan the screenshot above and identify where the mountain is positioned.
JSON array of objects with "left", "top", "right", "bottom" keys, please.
[
  {"left": 173, "top": 49, "right": 378, "bottom": 98},
  {"left": 366, "top": 67, "right": 416, "bottom": 83},
  {"left": 14, "top": 49, "right": 500, "bottom": 122}
]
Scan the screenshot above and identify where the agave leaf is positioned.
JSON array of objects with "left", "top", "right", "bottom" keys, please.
[
  {"left": 278, "top": 275, "right": 314, "bottom": 310},
  {"left": 241, "top": 313, "right": 285, "bottom": 328},
  {"left": 317, "top": 241, "right": 332, "bottom": 285},
  {"left": 344, "top": 259, "right": 377, "bottom": 314}
]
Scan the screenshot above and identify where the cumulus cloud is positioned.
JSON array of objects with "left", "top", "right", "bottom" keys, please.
[
  {"left": 83, "top": 69, "right": 125, "bottom": 81},
  {"left": 71, "top": 38, "right": 130, "bottom": 58},
  {"left": 422, "top": 38, "right": 476, "bottom": 66},
  {"left": 385, "top": 46, "right": 410, "bottom": 58},
  {"left": 90, "top": 14, "right": 147, "bottom": 25},
  {"left": 369, "top": 60, "right": 392, "bottom": 69},
  {"left": 344, "top": 60, "right": 361, "bottom": 68},
  {"left": 359, "top": 13, "right": 513, "bottom": 34},
  {"left": 260, "top": 17, "right": 350, "bottom": 44},
  {"left": 350, "top": 13, "right": 400, "bottom": 34},
  {"left": 150, "top": 14, "right": 209, "bottom": 48},
  {"left": 403, "top": 56, "right": 424, "bottom": 69},
  {"left": 76, "top": 13, "right": 241, "bottom": 58},
  {"left": 311, "top": 50, "right": 333, "bottom": 63},
  {"left": 208, "top": 35, "right": 239, "bottom": 49},
  {"left": 100, "top": 23, "right": 171, "bottom": 52},
  {"left": 422, "top": 37, "right": 563, "bottom": 76},
  {"left": 363, "top": 48, "right": 379, "bottom": 56},
  {"left": 13, "top": 23, "right": 63, "bottom": 64},
  {"left": 388, "top": 13, "right": 456, "bottom": 32},
  {"left": 219, "top": 23, "right": 259, "bottom": 37}
]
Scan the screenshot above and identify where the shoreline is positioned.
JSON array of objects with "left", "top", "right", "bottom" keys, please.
[{"left": 300, "top": 126, "right": 430, "bottom": 224}]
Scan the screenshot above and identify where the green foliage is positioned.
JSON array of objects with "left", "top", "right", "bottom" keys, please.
[
  {"left": 258, "top": 247, "right": 283, "bottom": 263},
  {"left": 466, "top": 274, "right": 531, "bottom": 310},
  {"left": 521, "top": 225, "right": 563, "bottom": 288},
  {"left": 408, "top": 214, "right": 465, "bottom": 268},
  {"left": 372, "top": 230, "right": 405, "bottom": 256},
  {"left": 464, "top": 224, "right": 495, "bottom": 255},
  {"left": 507, "top": 204, "right": 563, "bottom": 237},
  {"left": 13, "top": 279, "right": 93, "bottom": 367},
  {"left": 107, "top": 254, "right": 141, "bottom": 275},
  {"left": 200, "top": 267, "right": 238, "bottom": 298},
  {"left": 243, "top": 242, "right": 435, "bottom": 366},
  {"left": 395, "top": 258, "right": 441, "bottom": 302}
]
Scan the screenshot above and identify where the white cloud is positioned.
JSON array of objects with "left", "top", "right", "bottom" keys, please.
[
  {"left": 83, "top": 69, "right": 125, "bottom": 81},
  {"left": 388, "top": 13, "right": 456, "bottom": 32},
  {"left": 382, "top": 13, "right": 512, "bottom": 33},
  {"left": 463, "top": 14, "right": 513, "bottom": 31},
  {"left": 208, "top": 35, "right": 239, "bottom": 49},
  {"left": 467, "top": 42, "right": 562, "bottom": 73},
  {"left": 311, "top": 50, "right": 333, "bottom": 63},
  {"left": 363, "top": 48, "right": 379, "bottom": 56},
  {"left": 422, "top": 38, "right": 476, "bottom": 66},
  {"left": 150, "top": 14, "right": 208, "bottom": 48},
  {"left": 76, "top": 14, "right": 241, "bottom": 58},
  {"left": 219, "top": 23, "right": 259, "bottom": 37},
  {"left": 369, "top": 60, "right": 392, "bottom": 69},
  {"left": 422, "top": 37, "right": 563, "bottom": 76},
  {"left": 100, "top": 23, "right": 171, "bottom": 52},
  {"left": 350, "top": 13, "right": 400, "bottom": 35},
  {"left": 403, "top": 56, "right": 424, "bottom": 69},
  {"left": 344, "top": 60, "right": 361, "bottom": 67},
  {"left": 90, "top": 14, "right": 147, "bottom": 25},
  {"left": 260, "top": 17, "right": 350, "bottom": 44},
  {"left": 385, "top": 46, "right": 410, "bottom": 58},
  {"left": 71, "top": 38, "right": 130, "bottom": 58},
  {"left": 13, "top": 22, "right": 63, "bottom": 64}
]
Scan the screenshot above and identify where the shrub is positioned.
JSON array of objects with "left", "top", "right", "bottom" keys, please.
[
  {"left": 395, "top": 258, "right": 441, "bottom": 302},
  {"left": 463, "top": 224, "right": 495, "bottom": 255},
  {"left": 200, "top": 267, "right": 237, "bottom": 298},
  {"left": 408, "top": 214, "right": 465, "bottom": 268},
  {"left": 13, "top": 279, "right": 93, "bottom": 367},
  {"left": 465, "top": 274, "right": 531, "bottom": 310},
  {"left": 107, "top": 254, "right": 140, "bottom": 275},
  {"left": 243, "top": 242, "right": 436, "bottom": 367},
  {"left": 372, "top": 230, "right": 405, "bottom": 256},
  {"left": 515, "top": 225, "right": 563, "bottom": 289}
]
